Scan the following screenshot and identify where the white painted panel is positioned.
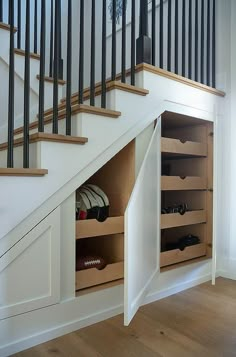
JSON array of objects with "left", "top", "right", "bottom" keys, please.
[
  {"left": 124, "top": 118, "right": 161, "bottom": 325},
  {"left": 212, "top": 116, "right": 217, "bottom": 284},
  {"left": 0, "top": 207, "right": 60, "bottom": 320}
]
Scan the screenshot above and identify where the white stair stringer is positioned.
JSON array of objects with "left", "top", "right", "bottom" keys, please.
[{"left": 0, "top": 71, "right": 221, "bottom": 263}]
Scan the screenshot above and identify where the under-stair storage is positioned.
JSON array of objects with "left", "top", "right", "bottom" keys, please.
[
  {"left": 160, "top": 112, "right": 213, "bottom": 269},
  {"left": 75, "top": 141, "right": 135, "bottom": 292}
]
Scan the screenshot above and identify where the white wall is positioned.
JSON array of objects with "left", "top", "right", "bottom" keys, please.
[{"left": 214, "top": 0, "right": 236, "bottom": 278}]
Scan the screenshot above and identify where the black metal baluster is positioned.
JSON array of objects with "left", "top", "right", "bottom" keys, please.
[
  {"left": 101, "top": 0, "right": 107, "bottom": 108},
  {"left": 167, "top": 0, "right": 171, "bottom": 71},
  {"left": 90, "top": 0, "right": 95, "bottom": 106},
  {"left": 175, "top": 0, "right": 178, "bottom": 74},
  {"left": 38, "top": 0, "right": 45, "bottom": 133},
  {"left": 152, "top": 0, "right": 156, "bottom": 66},
  {"left": 49, "top": 0, "right": 53, "bottom": 77},
  {"left": 34, "top": 0, "right": 37, "bottom": 53},
  {"left": 160, "top": 0, "right": 163, "bottom": 68},
  {"left": 58, "top": 0, "right": 63, "bottom": 79},
  {"left": 111, "top": 0, "right": 116, "bottom": 80},
  {"left": 121, "top": 0, "right": 126, "bottom": 83},
  {"left": 53, "top": 0, "right": 59, "bottom": 133},
  {"left": 66, "top": 0, "right": 72, "bottom": 134},
  {"left": 188, "top": 0, "right": 192, "bottom": 79},
  {"left": 130, "top": 0, "right": 135, "bottom": 85},
  {"left": 195, "top": 0, "right": 198, "bottom": 81},
  {"left": 0, "top": 0, "right": 3, "bottom": 22},
  {"left": 23, "top": 0, "right": 30, "bottom": 168},
  {"left": 17, "top": 0, "right": 21, "bottom": 49},
  {"left": 207, "top": 0, "right": 210, "bottom": 86},
  {"left": 182, "top": 0, "right": 186, "bottom": 76},
  {"left": 78, "top": 0, "right": 84, "bottom": 104},
  {"left": 7, "top": 0, "right": 15, "bottom": 168},
  {"left": 200, "top": 0, "right": 204, "bottom": 83},
  {"left": 137, "top": 0, "right": 151, "bottom": 64},
  {"left": 212, "top": 0, "right": 215, "bottom": 88}
]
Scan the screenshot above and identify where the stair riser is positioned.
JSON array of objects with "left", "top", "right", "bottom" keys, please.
[
  {"left": 0, "top": 143, "right": 38, "bottom": 169},
  {"left": 14, "top": 115, "right": 82, "bottom": 141}
]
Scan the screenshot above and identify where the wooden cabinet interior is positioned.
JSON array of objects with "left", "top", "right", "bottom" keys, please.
[
  {"left": 75, "top": 141, "right": 135, "bottom": 293},
  {"left": 160, "top": 111, "right": 213, "bottom": 269}
]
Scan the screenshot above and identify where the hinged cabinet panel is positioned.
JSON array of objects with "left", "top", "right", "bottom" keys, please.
[{"left": 124, "top": 119, "right": 161, "bottom": 326}]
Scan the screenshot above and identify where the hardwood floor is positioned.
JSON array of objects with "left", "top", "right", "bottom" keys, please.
[{"left": 13, "top": 278, "right": 236, "bottom": 357}]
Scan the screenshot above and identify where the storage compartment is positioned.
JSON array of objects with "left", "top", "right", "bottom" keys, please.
[
  {"left": 160, "top": 111, "right": 213, "bottom": 269},
  {"left": 76, "top": 234, "right": 124, "bottom": 290},
  {"left": 160, "top": 224, "right": 207, "bottom": 267},
  {"left": 75, "top": 141, "right": 135, "bottom": 292}
]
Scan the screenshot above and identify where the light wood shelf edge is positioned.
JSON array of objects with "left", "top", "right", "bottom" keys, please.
[
  {"left": 161, "top": 137, "right": 207, "bottom": 157},
  {"left": 161, "top": 210, "right": 207, "bottom": 229},
  {"left": 76, "top": 261, "right": 124, "bottom": 291},
  {"left": 161, "top": 176, "right": 207, "bottom": 191},
  {"left": 160, "top": 243, "right": 207, "bottom": 268},
  {"left": 76, "top": 216, "right": 124, "bottom": 239}
]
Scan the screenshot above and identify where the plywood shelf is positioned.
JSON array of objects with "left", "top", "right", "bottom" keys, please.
[
  {"left": 161, "top": 176, "right": 207, "bottom": 191},
  {"left": 76, "top": 261, "right": 124, "bottom": 290},
  {"left": 76, "top": 216, "right": 124, "bottom": 239},
  {"left": 161, "top": 210, "right": 206, "bottom": 229},
  {"left": 160, "top": 243, "right": 207, "bottom": 267},
  {"left": 161, "top": 137, "right": 207, "bottom": 157}
]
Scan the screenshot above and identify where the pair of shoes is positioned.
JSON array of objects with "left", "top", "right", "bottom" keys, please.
[
  {"left": 161, "top": 203, "right": 188, "bottom": 215},
  {"left": 165, "top": 234, "right": 200, "bottom": 252}
]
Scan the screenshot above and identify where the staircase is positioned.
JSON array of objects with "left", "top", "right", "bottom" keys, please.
[{"left": 0, "top": 1, "right": 226, "bottom": 355}]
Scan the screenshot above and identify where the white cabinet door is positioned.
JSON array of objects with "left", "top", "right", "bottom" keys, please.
[
  {"left": 0, "top": 207, "right": 60, "bottom": 320},
  {"left": 124, "top": 119, "right": 161, "bottom": 325}
]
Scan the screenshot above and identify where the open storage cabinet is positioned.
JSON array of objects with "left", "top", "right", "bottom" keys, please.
[
  {"left": 160, "top": 112, "right": 213, "bottom": 269},
  {"left": 74, "top": 111, "right": 214, "bottom": 326}
]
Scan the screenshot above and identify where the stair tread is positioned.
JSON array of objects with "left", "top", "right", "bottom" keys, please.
[
  {"left": 14, "top": 105, "right": 121, "bottom": 135},
  {"left": 36, "top": 75, "right": 66, "bottom": 85},
  {"left": 0, "top": 168, "right": 48, "bottom": 176},
  {"left": 14, "top": 48, "right": 40, "bottom": 60},
  {"left": 0, "top": 22, "right": 17, "bottom": 33},
  {"left": 0, "top": 133, "right": 88, "bottom": 151},
  {"left": 60, "top": 80, "right": 149, "bottom": 106}
]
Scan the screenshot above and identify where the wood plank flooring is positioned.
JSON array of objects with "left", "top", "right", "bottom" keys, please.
[{"left": 13, "top": 278, "right": 236, "bottom": 357}]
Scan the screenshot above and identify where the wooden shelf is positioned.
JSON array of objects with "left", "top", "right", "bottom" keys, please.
[
  {"left": 161, "top": 210, "right": 206, "bottom": 229},
  {"left": 76, "top": 216, "right": 124, "bottom": 239},
  {"left": 161, "top": 137, "right": 207, "bottom": 157},
  {"left": 76, "top": 261, "right": 124, "bottom": 290},
  {"left": 160, "top": 243, "right": 206, "bottom": 267},
  {"left": 161, "top": 176, "right": 207, "bottom": 190}
]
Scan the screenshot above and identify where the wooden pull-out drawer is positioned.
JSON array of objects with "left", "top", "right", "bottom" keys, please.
[
  {"left": 76, "top": 261, "right": 124, "bottom": 290},
  {"left": 161, "top": 176, "right": 207, "bottom": 190},
  {"left": 161, "top": 137, "right": 207, "bottom": 157},
  {"left": 76, "top": 216, "right": 124, "bottom": 239},
  {"left": 161, "top": 210, "right": 206, "bottom": 229},
  {"left": 160, "top": 243, "right": 207, "bottom": 267}
]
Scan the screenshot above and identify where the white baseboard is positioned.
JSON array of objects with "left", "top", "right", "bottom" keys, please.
[
  {"left": 0, "top": 304, "right": 123, "bottom": 357},
  {"left": 1, "top": 267, "right": 224, "bottom": 356},
  {"left": 144, "top": 273, "right": 212, "bottom": 305}
]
